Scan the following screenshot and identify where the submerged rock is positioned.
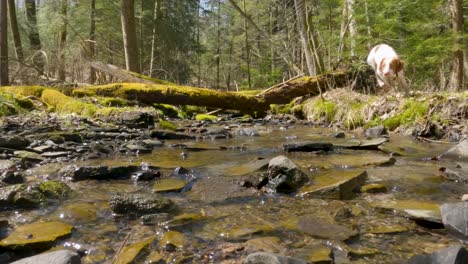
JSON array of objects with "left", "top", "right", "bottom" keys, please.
[
  {"left": 360, "top": 183, "right": 387, "bottom": 193},
  {"left": 244, "top": 252, "right": 307, "bottom": 264},
  {"left": 266, "top": 156, "right": 308, "bottom": 193},
  {"left": 283, "top": 142, "right": 333, "bottom": 152},
  {"left": 299, "top": 170, "right": 367, "bottom": 200},
  {"left": 296, "top": 216, "right": 357, "bottom": 241},
  {"left": 114, "top": 236, "right": 155, "bottom": 264},
  {"left": 441, "top": 139, "right": 468, "bottom": 161},
  {"left": 0, "top": 181, "right": 71, "bottom": 209},
  {"left": 235, "top": 127, "right": 260, "bottom": 137},
  {"left": 408, "top": 245, "right": 468, "bottom": 264},
  {"left": 153, "top": 177, "right": 188, "bottom": 192},
  {"left": 0, "top": 221, "right": 73, "bottom": 251},
  {"left": 159, "top": 231, "right": 187, "bottom": 249},
  {"left": 59, "top": 165, "right": 158, "bottom": 181},
  {"left": 10, "top": 250, "right": 81, "bottom": 264},
  {"left": 440, "top": 202, "right": 468, "bottom": 240},
  {"left": 370, "top": 199, "right": 442, "bottom": 224},
  {"left": 109, "top": 192, "right": 174, "bottom": 216},
  {"left": 245, "top": 236, "right": 282, "bottom": 253}
]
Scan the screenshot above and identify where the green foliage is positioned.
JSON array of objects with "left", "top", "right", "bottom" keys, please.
[
  {"left": 382, "top": 99, "right": 429, "bottom": 130},
  {"left": 154, "top": 104, "right": 180, "bottom": 118},
  {"left": 158, "top": 119, "right": 178, "bottom": 131},
  {"left": 195, "top": 114, "right": 217, "bottom": 121}
]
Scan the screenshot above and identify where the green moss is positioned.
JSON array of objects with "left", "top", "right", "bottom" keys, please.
[
  {"left": 126, "top": 71, "right": 176, "bottom": 85},
  {"left": 195, "top": 114, "right": 217, "bottom": 121},
  {"left": 343, "top": 102, "right": 365, "bottom": 129},
  {"left": 41, "top": 89, "right": 98, "bottom": 117},
  {"left": 0, "top": 92, "right": 36, "bottom": 116},
  {"left": 308, "top": 99, "right": 337, "bottom": 123},
  {"left": 179, "top": 105, "right": 205, "bottom": 119},
  {"left": 158, "top": 119, "right": 178, "bottom": 131},
  {"left": 97, "top": 97, "right": 127, "bottom": 107},
  {"left": 235, "top": 89, "right": 263, "bottom": 96},
  {"left": 0, "top": 86, "right": 45, "bottom": 97},
  {"left": 37, "top": 181, "right": 71, "bottom": 200},
  {"left": 154, "top": 103, "right": 180, "bottom": 118},
  {"left": 382, "top": 99, "right": 429, "bottom": 131}
]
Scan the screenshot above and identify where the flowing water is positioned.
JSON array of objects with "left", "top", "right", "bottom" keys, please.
[{"left": 2, "top": 124, "right": 467, "bottom": 263}]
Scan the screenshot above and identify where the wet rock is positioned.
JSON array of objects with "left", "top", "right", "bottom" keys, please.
[
  {"left": 141, "top": 139, "right": 164, "bottom": 148},
  {"left": 266, "top": 156, "right": 308, "bottom": 193},
  {"left": 338, "top": 138, "right": 388, "bottom": 150},
  {"left": 306, "top": 245, "right": 334, "bottom": 264},
  {"left": 0, "top": 160, "right": 14, "bottom": 170},
  {"left": 235, "top": 127, "right": 259, "bottom": 137},
  {"left": 56, "top": 203, "right": 98, "bottom": 223},
  {"left": 110, "top": 111, "right": 155, "bottom": 129},
  {"left": 174, "top": 166, "right": 190, "bottom": 176},
  {"left": 334, "top": 132, "right": 346, "bottom": 138},
  {"left": 131, "top": 170, "right": 160, "bottom": 181},
  {"left": 114, "top": 236, "right": 155, "bottom": 264},
  {"left": 360, "top": 183, "right": 387, "bottom": 193},
  {"left": 33, "top": 132, "right": 83, "bottom": 143},
  {"left": 150, "top": 129, "right": 196, "bottom": 140},
  {"left": 441, "top": 139, "right": 468, "bottom": 161},
  {"left": 299, "top": 170, "right": 367, "bottom": 200},
  {"left": 153, "top": 178, "right": 188, "bottom": 192},
  {"left": 296, "top": 216, "right": 357, "bottom": 241},
  {"left": 245, "top": 236, "right": 282, "bottom": 253},
  {"left": 124, "top": 144, "right": 152, "bottom": 154},
  {"left": 0, "top": 184, "right": 38, "bottom": 208},
  {"left": 109, "top": 192, "right": 174, "bottom": 216},
  {"left": 14, "top": 151, "right": 44, "bottom": 163},
  {"left": 408, "top": 245, "right": 468, "bottom": 264},
  {"left": 140, "top": 213, "right": 171, "bottom": 225},
  {"left": 283, "top": 142, "right": 333, "bottom": 152},
  {"left": 438, "top": 167, "right": 468, "bottom": 183},
  {"left": 59, "top": 165, "right": 157, "bottom": 181},
  {"left": 244, "top": 252, "right": 307, "bottom": 264},
  {"left": 364, "top": 125, "right": 388, "bottom": 138},
  {"left": 159, "top": 231, "right": 187, "bottom": 249},
  {"left": 0, "top": 169, "right": 24, "bottom": 184},
  {"left": 32, "top": 145, "right": 57, "bottom": 153},
  {"left": 0, "top": 221, "right": 73, "bottom": 251},
  {"left": 41, "top": 151, "right": 69, "bottom": 158},
  {"left": 370, "top": 199, "right": 442, "bottom": 224},
  {"left": 0, "top": 136, "right": 30, "bottom": 150},
  {"left": 10, "top": 249, "right": 81, "bottom": 264},
  {"left": 440, "top": 202, "right": 468, "bottom": 240}
]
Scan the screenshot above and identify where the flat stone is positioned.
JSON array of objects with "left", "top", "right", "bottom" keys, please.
[
  {"left": 369, "top": 199, "right": 442, "bottom": 223},
  {"left": 153, "top": 178, "right": 188, "bottom": 192},
  {"left": 337, "top": 138, "right": 388, "bottom": 150},
  {"left": 0, "top": 136, "right": 30, "bottom": 150},
  {"left": 360, "top": 183, "right": 387, "bottom": 193},
  {"left": 296, "top": 216, "right": 357, "bottom": 241},
  {"left": 150, "top": 130, "right": 196, "bottom": 140},
  {"left": 10, "top": 250, "right": 81, "bottom": 264},
  {"left": 408, "top": 245, "right": 468, "bottom": 264},
  {"left": 41, "top": 151, "right": 69, "bottom": 158},
  {"left": 13, "top": 151, "right": 44, "bottom": 163},
  {"left": 225, "top": 158, "right": 269, "bottom": 176},
  {"left": 59, "top": 165, "right": 158, "bottom": 181},
  {"left": 0, "top": 221, "right": 73, "bottom": 250},
  {"left": 283, "top": 142, "right": 333, "bottom": 152},
  {"left": 299, "top": 170, "right": 367, "bottom": 199},
  {"left": 306, "top": 245, "right": 333, "bottom": 264},
  {"left": 114, "top": 236, "right": 155, "bottom": 264},
  {"left": 141, "top": 139, "right": 164, "bottom": 147},
  {"left": 440, "top": 202, "right": 468, "bottom": 240},
  {"left": 0, "top": 160, "right": 14, "bottom": 170},
  {"left": 245, "top": 236, "right": 282, "bottom": 253}
]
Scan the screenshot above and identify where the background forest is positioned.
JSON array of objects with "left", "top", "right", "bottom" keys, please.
[{"left": 0, "top": 0, "right": 466, "bottom": 91}]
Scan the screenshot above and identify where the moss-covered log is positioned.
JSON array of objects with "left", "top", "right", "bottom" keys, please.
[
  {"left": 73, "top": 83, "right": 270, "bottom": 113},
  {"left": 256, "top": 72, "right": 349, "bottom": 104}
]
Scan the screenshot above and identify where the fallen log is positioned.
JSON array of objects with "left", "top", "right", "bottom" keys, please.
[
  {"left": 257, "top": 71, "right": 349, "bottom": 104},
  {"left": 88, "top": 62, "right": 174, "bottom": 85},
  {"left": 73, "top": 83, "right": 270, "bottom": 113}
]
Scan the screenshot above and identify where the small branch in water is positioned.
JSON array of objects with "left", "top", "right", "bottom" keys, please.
[
  {"left": 417, "top": 137, "right": 454, "bottom": 144},
  {"left": 111, "top": 229, "right": 132, "bottom": 264}
]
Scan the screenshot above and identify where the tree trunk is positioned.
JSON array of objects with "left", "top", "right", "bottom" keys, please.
[
  {"left": 305, "top": 2, "right": 324, "bottom": 74},
  {"left": 89, "top": 0, "right": 96, "bottom": 83},
  {"left": 216, "top": 0, "right": 221, "bottom": 90},
  {"left": 346, "top": 0, "right": 357, "bottom": 57},
  {"left": 121, "top": 0, "right": 141, "bottom": 73},
  {"left": 149, "top": 0, "right": 161, "bottom": 77},
  {"left": 8, "top": 0, "right": 24, "bottom": 62},
  {"left": 294, "top": 0, "right": 315, "bottom": 76},
  {"left": 449, "top": 0, "right": 464, "bottom": 91},
  {"left": 58, "top": 0, "right": 68, "bottom": 81},
  {"left": 0, "top": 0, "right": 9, "bottom": 85},
  {"left": 243, "top": 0, "right": 251, "bottom": 89},
  {"left": 25, "top": 0, "right": 44, "bottom": 75}
]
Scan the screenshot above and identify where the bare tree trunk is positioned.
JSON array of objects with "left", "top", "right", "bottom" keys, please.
[
  {"left": 338, "top": 1, "right": 347, "bottom": 60},
  {"left": 89, "top": 0, "right": 96, "bottom": 83},
  {"left": 121, "top": 0, "right": 141, "bottom": 73},
  {"left": 216, "top": 0, "right": 221, "bottom": 90},
  {"left": 26, "top": 0, "right": 44, "bottom": 75},
  {"left": 149, "top": 0, "right": 161, "bottom": 77},
  {"left": 243, "top": 0, "right": 251, "bottom": 89},
  {"left": 8, "top": 0, "right": 23, "bottom": 62},
  {"left": 294, "top": 0, "right": 315, "bottom": 76},
  {"left": 0, "top": 0, "right": 9, "bottom": 85},
  {"left": 197, "top": 0, "right": 201, "bottom": 86},
  {"left": 364, "top": 0, "right": 371, "bottom": 37},
  {"left": 58, "top": 0, "right": 68, "bottom": 81},
  {"left": 346, "top": 0, "right": 357, "bottom": 57},
  {"left": 305, "top": 2, "right": 324, "bottom": 74},
  {"left": 449, "top": 0, "right": 464, "bottom": 91}
]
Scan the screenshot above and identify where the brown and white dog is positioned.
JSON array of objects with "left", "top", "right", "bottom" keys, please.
[{"left": 367, "top": 44, "right": 407, "bottom": 93}]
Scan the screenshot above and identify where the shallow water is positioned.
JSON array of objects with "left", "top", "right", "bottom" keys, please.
[{"left": 2, "top": 124, "right": 467, "bottom": 263}]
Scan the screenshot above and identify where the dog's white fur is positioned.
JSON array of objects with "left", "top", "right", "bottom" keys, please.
[{"left": 367, "top": 44, "right": 407, "bottom": 93}]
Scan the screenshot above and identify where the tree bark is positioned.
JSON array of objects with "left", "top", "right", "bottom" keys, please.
[
  {"left": 243, "top": 0, "right": 251, "bottom": 89},
  {"left": 149, "top": 0, "right": 161, "bottom": 78},
  {"left": 8, "top": 0, "right": 24, "bottom": 62},
  {"left": 0, "top": 0, "right": 9, "bottom": 85},
  {"left": 89, "top": 0, "right": 96, "bottom": 83},
  {"left": 121, "top": 0, "right": 141, "bottom": 73},
  {"left": 25, "top": 0, "right": 44, "bottom": 75},
  {"left": 294, "top": 0, "right": 315, "bottom": 76},
  {"left": 346, "top": 0, "right": 357, "bottom": 57},
  {"left": 58, "top": 0, "right": 68, "bottom": 81},
  {"left": 449, "top": 0, "right": 464, "bottom": 91},
  {"left": 216, "top": 0, "right": 221, "bottom": 89}
]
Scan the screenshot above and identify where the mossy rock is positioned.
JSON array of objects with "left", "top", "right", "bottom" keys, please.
[
  {"left": 37, "top": 181, "right": 71, "bottom": 200},
  {"left": 41, "top": 89, "right": 98, "bottom": 117},
  {"left": 157, "top": 119, "right": 178, "bottom": 131},
  {"left": 195, "top": 114, "right": 217, "bottom": 121},
  {"left": 114, "top": 236, "right": 155, "bottom": 264},
  {"left": 97, "top": 97, "right": 128, "bottom": 107},
  {"left": 55, "top": 203, "right": 98, "bottom": 223},
  {"left": 0, "top": 221, "right": 73, "bottom": 250},
  {"left": 154, "top": 104, "right": 180, "bottom": 118},
  {"left": 0, "top": 86, "right": 45, "bottom": 97}
]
